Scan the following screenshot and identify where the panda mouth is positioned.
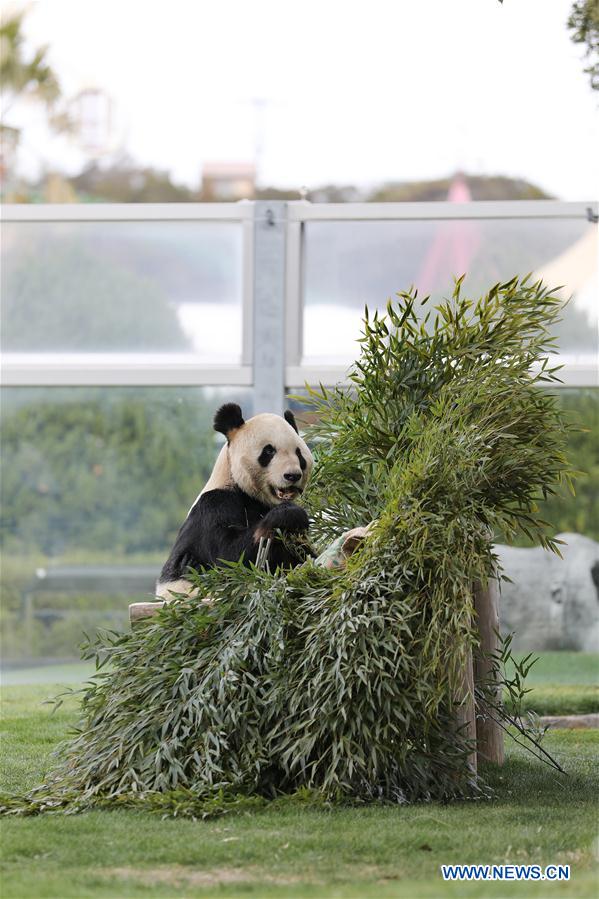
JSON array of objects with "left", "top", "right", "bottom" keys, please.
[{"left": 272, "top": 486, "right": 302, "bottom": 502}]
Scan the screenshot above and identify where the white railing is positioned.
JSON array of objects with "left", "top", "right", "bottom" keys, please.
[{"left": 2, "top": 200, "right": 597, "bottom": 409}]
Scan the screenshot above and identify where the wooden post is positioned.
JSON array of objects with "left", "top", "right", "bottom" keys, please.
[{"left": 473, "top": 576, "right": 505, "bottom": 766}]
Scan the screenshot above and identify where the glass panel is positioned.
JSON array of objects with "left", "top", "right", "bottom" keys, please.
[
  {"left": 1, "top": 221, "right": 243, "bottom": 361},
  {"left": 303, "top": 218, "right": 598, "bottom": 366},
  {"left": 0, "top": 386, "right": 253, "bottom": 665}
]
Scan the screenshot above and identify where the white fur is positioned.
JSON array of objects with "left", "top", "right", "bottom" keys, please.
[
  {"left": 198, "top": 413, "right": 313, "bottom": 508},
  {"left": 199, "top": 444, "right": 234, "bottom": 498},
  {"left": 155, "top": 578, "right": 199, "bottom": 601},
  {"left": 227, "top": 413, "right": 313, "bottom": 507}
]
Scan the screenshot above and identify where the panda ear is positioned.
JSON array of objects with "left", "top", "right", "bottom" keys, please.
[
  {"left": 214, "top": 403, "right": 245, "bottom": 437},
  {"left": 284, "top": 409, "right": 299, "bottom": 433}
]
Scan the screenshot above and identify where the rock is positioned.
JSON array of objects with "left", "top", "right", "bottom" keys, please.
[{"left": 495, "top": 533, "right": 599, "bottom": 651}]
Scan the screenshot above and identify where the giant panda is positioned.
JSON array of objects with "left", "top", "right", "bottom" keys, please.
[{"left": 156, "top": 403, "right": 314, "bottom": 600}]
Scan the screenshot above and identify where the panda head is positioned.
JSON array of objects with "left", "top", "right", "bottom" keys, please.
[{"left": 213, "top": 403, "right": 313, "bottom": 507}]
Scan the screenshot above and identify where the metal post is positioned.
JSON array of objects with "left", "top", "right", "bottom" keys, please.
[{"left": 252, "top": 201, "right": 286, "bottom": 415}]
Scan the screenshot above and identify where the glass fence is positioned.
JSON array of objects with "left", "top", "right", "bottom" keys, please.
[
  {"left": 1, "top": 221, "right": 244, "bottom": 360},
  {"left": 303, "top": 216, "right": 597, "bottom": 366},
  {"left": 1, "top": 201, "right": 596, "bottom": 665},
  {"left": 0, "top": 386, "right": 253, "bottom": 664}
]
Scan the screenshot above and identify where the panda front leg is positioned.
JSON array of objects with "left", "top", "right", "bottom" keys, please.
[{"left": 253, "top": 502, "right": 313, "bottom": 569}]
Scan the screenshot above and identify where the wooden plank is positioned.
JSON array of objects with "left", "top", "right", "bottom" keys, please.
[{"left": 129, "top": 601, "right": 165, "bottom": 625}]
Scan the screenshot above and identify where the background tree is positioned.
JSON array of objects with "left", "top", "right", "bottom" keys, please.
[
  {"left": 568, "top": 0, "right": 599, "bottom": 90},
  {"left": 69, "top": 156, "right": 196, "bottom": 203},
  {"left": 1, "top": 238, "right": 190, "bottom": 351},
  {"left": 0, "top": 389, "right": 217, "bottom": 557},
  {"left": 368, "top": 174, "right": 551, "bottom": 202},
  {"left": 0, "top": 9, "right": 71, "bottom": 173},
  {"left": 534, "top": 390, "right": 599, "bottom": 540}
]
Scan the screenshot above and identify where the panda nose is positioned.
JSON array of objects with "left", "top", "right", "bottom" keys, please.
[{"left": 284, "top": 471, "right": 301, "bottom": 483}]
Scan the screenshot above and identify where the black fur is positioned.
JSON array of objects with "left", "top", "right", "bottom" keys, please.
[
  {"left": 296, "top": 448, "right": 307, "bottom": 471},
  {"left": 257, "top": 444, "right": 276, "bottom": 467},
  {"left": 284, "top": 410, "right": 299, "bottom": 433},
  {"left": 214, "top": 403, "right": 245, "bottom": 437},
  {"left": 158, "top": 487, "right": 311, "bottom": 584}
]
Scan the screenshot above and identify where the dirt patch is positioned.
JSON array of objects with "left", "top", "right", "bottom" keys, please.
[
  {"left": 98, "top": 865, "right": 311, "bottom": 887},
  {"left": 540, "top": 714, "right": 599, "bottom": 729},
  {"left": 97, "top": 864, "right": 401, "bottom": 889}
]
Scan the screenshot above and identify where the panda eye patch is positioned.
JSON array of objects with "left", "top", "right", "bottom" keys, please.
[
  {"left": 258, "top": 444, "right": 276, "bottom": 467},
  {"left": 296, "top": 448, "right": 307, "bottom": 471}
]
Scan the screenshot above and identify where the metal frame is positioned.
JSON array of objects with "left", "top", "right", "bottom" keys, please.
[
  {"left": 2, "top": 203, "right": 251, "bottom": 221},
  {"left": 284, "top": 214, "right": 304, "bottom": 371},
  {"left": 287, "top": 200, "right": 595, "bottom": 221},
  {"left": 252, "top": 201, "right": 286, "bottom": 415},
  {"left": 1, "top": 200, "right": 597, "bottom": 394},
  {"left": 1, "top": 354, "right": 253, "bottom": 387}
]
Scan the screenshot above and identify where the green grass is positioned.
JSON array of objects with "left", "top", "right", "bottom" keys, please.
[
  {"left": 503, "top": 652, "right": 599, "bottom": 716},
  {"left": 1, "top": 661, "right": 598, "bottom": 899},
  {"left": 514, "top": 652, "right": 598, "bottom": 687},
  {"left": 510, "top": 685, "right": 598, "bottom": 716},
  {"left": 1, "top": 662, "right": 98, "bottom": 686}
]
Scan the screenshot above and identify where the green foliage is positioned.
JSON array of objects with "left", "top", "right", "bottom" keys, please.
[
  {"left": 0, "top": 388, "right": 214, "bottom": 556},
  {"left": 0, "top": 559, "right": 479, "bottom": 816},
  {"left": 568, "top": 0, "right": 599, "bottom": 90},
  {"left": 0, "top": 6, "right": 73, "bottom": 197},
  {"left": 530, "top": 389, "right": 599, "bottom": 541},
  {"left": 0, "top": 276, "right": 575, "bottom": 817},
  {"left": 0, "top": 9, "right": 61, "bottom": 123},
  {"left": 302, "top": 276, "right": 571, "bottom": 551},
  {"left": 0, "top": 15, "right": 57, "bottom": 98},
  {"left": 70, "top": 158, "right": 197, "bottom": 203}
]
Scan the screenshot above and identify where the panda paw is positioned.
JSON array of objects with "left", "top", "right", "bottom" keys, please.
[{"left": 254, "top": 503, "right": 309, "bottom": 542}]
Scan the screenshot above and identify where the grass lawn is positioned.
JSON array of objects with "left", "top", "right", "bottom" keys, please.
[
  {"left": 504, "top": 652, "right": 598, "bottom": 717},
  {"left": 517, "top": 653, "right": 598, "bottom": 686},
  {"left": 0, "top": 662, "right": 98, "bottom": 687},
  {"left": 1, "top": 654, "right": 598, "bottom": 898}
]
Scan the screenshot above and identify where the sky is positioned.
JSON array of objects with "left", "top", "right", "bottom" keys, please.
[{"left": 5, "top": 0, "right": 599, "bottom": 198}]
